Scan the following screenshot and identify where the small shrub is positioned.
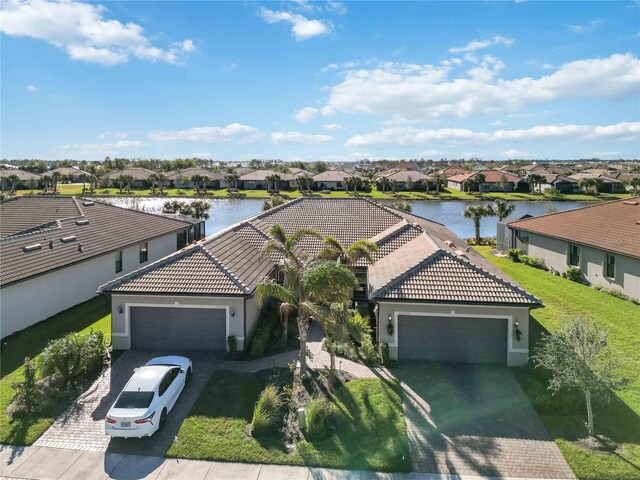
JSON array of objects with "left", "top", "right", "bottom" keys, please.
[
  {"left": 8, "top": 358, "right": 38, "bottom": 418},
  {"left": 519, "top": 254, "right": 547, "bottom": 270},
  {"left": 251, "top": 384, "right": 283, "bottom": 435},
  {"left": 390, "top": 200, "right": 411, "bottom": 213},
  {"left": 593, "top": 285, "right": 640, "bottom": 305},
  {"left": 378, "top": 342, "right": 390, "bottom": 365},
  {"left": 305, "top": 394, "right": 333, "bottom": 439},
  {"left": 248, "top": 307, "right": 280, "bottom": 359},
  {"left": 227, "top": 336, "right": 237, "bottom": 354},
  {"left": 327, "top": 339, "right": 358, "bottom": 360},
  {"left": 562, "top": 267, "right": 583, "bottom": 283},
  {"left": 507, "top": 248, "right": 523, "bottom": 262},
  {"left": 348, "top": 311, "right": 377, "bottom": 362}
]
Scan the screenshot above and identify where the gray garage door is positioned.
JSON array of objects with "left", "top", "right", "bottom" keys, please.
[
  {"left": 398, "top": 315, "right": 507, "bottom": 364},
  {"left": 130, "top": 307, "right": 226, "bottom": 351}
]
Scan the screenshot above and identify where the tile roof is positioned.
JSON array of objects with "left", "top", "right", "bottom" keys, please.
[
  {"left": 50, "top": 167, "right": 90, "bottom": 177},
  {"left": 0, "top": 170, "right": 42, "bottom": 181},
  {"left": 312, "top": 170, "right": 361, "bottom": 182},
  {"left": 377, "top": 170, "right": 433, "bottom": 182},
  {"left": 448, "top": 170, "right": 522, "bottom": 184},
  {"left": 100, "top": 197, "right": 540, "bottom": 305},
  {"left": 165, "top": 168, "right": 224, "bottom": 180},
  {"left": 508, "top": 197, "right": 640, "bottom": 259},
  {"left": 0, "top": 196, "right": 193, "bottom": 287},
  {"left": 100, "top": 167, "right": 157, "bottom": 181},
  {"left": 239, "top": 169, "right": 295, "bottom": 181}
]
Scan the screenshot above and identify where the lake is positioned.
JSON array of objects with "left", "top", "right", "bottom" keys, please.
[{"left": 104, "top": 197, "right": 584, "bottom": 240}]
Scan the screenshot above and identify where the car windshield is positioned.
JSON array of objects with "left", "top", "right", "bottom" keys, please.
[{"left": 114, "top": 391, "right": 154, "bottom": 409}]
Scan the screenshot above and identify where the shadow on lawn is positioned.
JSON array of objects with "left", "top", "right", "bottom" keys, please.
[{"left": 516, "top": 318, "right": 640, "bottom": 472}]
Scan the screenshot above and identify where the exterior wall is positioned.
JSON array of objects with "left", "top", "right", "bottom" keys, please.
[
  {"left": 519, "top": 231, "right": 640, "bottom": 298},
  {"left": 1, "top": 233, "right": 179, "bottom": 338},
  {"left": 376, "top": 301, "right": 531, "bottom": 366},
  {"left": 245, "top": 296, "right": 261, "bottom": 342},
  {"left": 110, "top": 294, "right": 248, "bottom": 352},
  {"left": 447, "top": 180, "right": 464, "bottom": 191},
  {"left": 315, "top": 181, "right": 344, "bottom": 191}
]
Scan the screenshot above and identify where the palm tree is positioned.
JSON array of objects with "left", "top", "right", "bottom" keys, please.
[
  {"left": 265, "top": 173, "right": 281, "bottom": 192},
  {"left": 629, "top": 177, "right": 640, "bottom": 195},
  {"left": 432, "top": 172, "right": 443, "bottom": 194},
  {"left": 463, "top": 205, "right": 496, "bottom": 244},
  {"left": 578, "top": 177, "right": 595, "bottom": 195},
  {"left": 80, "top": 173, "right": 87, "bottom": 193},
  {"left": 51, "top": 171, "right": 62, "bottom": 194},
  {"left": 317, "top": 236, "right": 377, "bottom": 269},
  {"left": 6, "top": 174, "right": 20, "bottom": 194},
  {"left": 493, "top": 198, "right": 515, "bottom": 221},
  {"left": 123, "top": 175, "right": 134, "bottom": 194},
  {"left": 224, "top": 173, "right": 240, "bottom": 190},
  {"left": 297, "top": 173, "right": 314, "bottom": 192},
  {"left": 526, "top": 173, "right": 538, "bottom": 194},
  {"left": 148, "top": 173, "right": 159, "bottom": 194},
  {"left": 116, "top": 174, "right": 127, "bottom": 194},
  {"left": 592, "top": 177, "right": 603, "bottom": 194},
  {"left": 156, "top": 173, "right": 167, "bottom": 194},
  {"left": 41, "top": 174, "right": 52, "bottom": 193},
  {"left": 390, "top": 179, "right": 398, "bottom": 194},
  {"left": 474, "top": 173, "right": 486, "bottom": 194},
  {"left": 499, "top": 173, "right": 509, "bottom": 193},
  {"left": 191, "top": 174, "right": 207, "bottom": 193},
  {"left": 343, "top": 176, "right": 354, "bottom": 192},
  {"left": 379, "top": 176, "right": 391, "bottom": 193},
  {"left": 88, "top": 174, "right": 98, "bottom": 193}
]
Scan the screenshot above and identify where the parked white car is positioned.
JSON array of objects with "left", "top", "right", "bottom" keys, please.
[{"left": 105, "top": 356, "right": 192, "bottom": 438}]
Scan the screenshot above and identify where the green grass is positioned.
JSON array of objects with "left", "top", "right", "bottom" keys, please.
[
  {"left": 476, "top": 246, "right": 640, "bottom": 480},
  {"left": 13, "top": 184, "right": 631, "bottom": 202},
  {"left": 167, "top": 372, "right": 411, "bottom": 472},
  {"left": 0, "top": 296, "right": 111, "bottom": 445}
]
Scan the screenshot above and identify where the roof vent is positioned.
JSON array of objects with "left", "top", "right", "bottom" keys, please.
[
  {"left": 75, "top": 219, "right": 89, "bottom": 226},
  {"left": 445, "top": 240, "right": 455, "bottom": 247},
  {"left": 455, "top": 249, "right": 468, "bottom": 258},
  {"left": 78, "top": 243, "right": 84, "bottom": 252},
  {"left": 61, "top": 235, "right": 77, "bottom": 243},
  {"left": 49, "top": 239, "right": 54, "bottom": 249},
  {"left": 23, "top": 244, "right": 42, "bottom": 252},
  {"left": 622, "top": 200, "right": 639, "bottom": 206},
  {"left": 82, "top": 201, "right": 95, "bottom": 206}
]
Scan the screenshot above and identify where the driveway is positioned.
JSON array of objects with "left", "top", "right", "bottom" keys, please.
[
  {"left": 34, "top": 349, "right": 220, "bottom": 456},
  {"left": 394, "top": 363, "right": 575, "bottom": 479}
]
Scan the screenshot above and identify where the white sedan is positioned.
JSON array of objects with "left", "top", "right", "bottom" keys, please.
[{"left": 105, "top": 356, "right": 192, "bottom": 438}]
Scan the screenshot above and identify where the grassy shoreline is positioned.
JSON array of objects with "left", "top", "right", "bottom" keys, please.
[{"left": 9, "top": 184, "right": 632, "bottom": 202}]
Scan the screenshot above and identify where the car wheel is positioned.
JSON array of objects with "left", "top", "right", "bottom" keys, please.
[
  {"left": 185, "top": 367, "right": 192, "bottom": 385},
  {"left": 159, "top": 408, "right": 168, "bottom": 429}
]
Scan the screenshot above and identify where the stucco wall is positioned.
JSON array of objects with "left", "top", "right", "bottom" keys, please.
[
  {"left": 110, "top": 294, "right": 248, "bottom": 351},
  {"left": 1, "top": 233, "right": 178, "bottom": 338},
  {"left": 245, "top": 296, "right": 261, "bottom": 342},
  {"left": 376, "top": 301, "right": 531, "bottom": 366},
  {"left": 521, "top": 232, "right": 639, "bottom": 298}
]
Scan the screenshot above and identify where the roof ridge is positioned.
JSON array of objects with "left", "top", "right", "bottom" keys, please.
[
  {"left": 0, "top": 220, "right": 63, "bottom": 243},
  {"left": 199, "top": 248, "right": 250, "bottom": 294},
  {"left": 78, "top": 196, "right": 195, "bottom": 227},
  {"left": 370, "top": 219, "right": 410, "bottom": 245},
  {"left": 373, "top": 247, "right": 444, "bottom": 298}
]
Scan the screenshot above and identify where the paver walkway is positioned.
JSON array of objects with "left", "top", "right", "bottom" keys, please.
[{"left": 0, "top": 445, "right": 577, "bottom": 480}]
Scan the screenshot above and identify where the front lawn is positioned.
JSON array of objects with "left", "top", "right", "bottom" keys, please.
[
  {"left": 476, "top": 246, "right": 640, "bottom": 480},
  {"left": 0, "top": 296, "right": 111, "bottom": 445},
  {"left": 167, "top": 371, "right": 410, "bottom": 472}
]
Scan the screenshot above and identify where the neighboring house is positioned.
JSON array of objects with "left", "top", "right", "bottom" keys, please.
[
  {"left": 166, "top": 168, "right": 225, "bottom": 189},
  {"left": 395, "top": 161, "right": 421, "bottom": 171},
  {"left": 438, "top": 165, "right": 469, "bottom": 178},
  {"left": 506, "top": 198, "right": 640, "bottom": 299},
  {"left": 0, "top": 169, "right": 42, "bottom": 189},
  {"left": 375, "top": 170, "right": 433, "bottom": 190},
  {"left": 50, "top": 166, "right": 91, "bottom": 183},
  {"left": 233, "top": 167, "right": 256, "bottom": 176},
  {"left": 540, "top": 174, "right": 580, "bottom": 194},
  {"left": 0, "top": 196, "right": 200, "bottom": 338},
  {"left": 312, "top": 170, "right": 361, "bottom": 190},
  {"left": 239, "top": 170, "right": 295, "bottom": 190},
  {"left": 447, "top": 170, "right": 522, "bottom": 192},
  {"left": 287, "top": 167, "right": 313, "bottom": 177},
  {"left": 99, "top": 198, "right": 541, "bottom": 366},
  {"left": 101, "top": 167, "right": 157, "bottom": 188},
  {"left": 569, "top": 173, "right": 627, "bottom": 194}
]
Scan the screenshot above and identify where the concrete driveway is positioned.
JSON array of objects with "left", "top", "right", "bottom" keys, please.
[
  {"left": 34, "top": 349, "right": 220, "bottom": 456},
  {"left": 394, "top": 363, "right": 575, "bottom": 479}
]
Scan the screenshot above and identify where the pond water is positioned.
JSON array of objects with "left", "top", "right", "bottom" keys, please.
[{"left": 104, "top": 197, "right": 584, "bottom": 240}]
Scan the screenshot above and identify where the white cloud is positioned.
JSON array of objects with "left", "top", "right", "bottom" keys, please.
[
  {"left": 99, "top": 131, "right": 128, "bottom": 139},
  {"left": 567, "top": 19, "right": 604, "bottom": 33},
  {"left": 499, "top": 149, "right": 537, "bottom": 159},
  {"left": 26, "top": 84, "right": 39, "bottom": 92},
  {"left": 222, "top": 63, "right": 237, "bottom": 73},
  {"left": 60, "top": 139, "right": 145, "bottom": 154},
  {"left": 448, "top": 35, "right": 514, "bottom": 54},
  {"left": 491, "top": 120, "right": 506, "bottom": 127},
  {"left": 322, "top": 123, "right": 344, "bottom": 130},
  {"left": 345, "top": 122, "right": 640, "bottom": 147},
  {"left": 149, "top": 123, "right": 262, "bottom": 143},
  {"left": 326, "top": 1, "right": 347, "bottom": 15},
  {"left": 294, "top": 106, "right": 318, "bottom": 122},
  {"left": 322, "top": 54, "right": 640, "bottom": 121},
  {"left": 258, "top": 7, "right": 331, "bottom": 40},
  {"left": 190, "top": 152, "right": 211, "bottom": 158},
  {"left": 0, "top": 0, "right": 195, "bottom": 66},
  {"left": 272, "top": 131, "right": 335, "bottom": 145}
]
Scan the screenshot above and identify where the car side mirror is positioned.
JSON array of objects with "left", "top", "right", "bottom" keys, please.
[{"left": 180, "top": 368, "right": 186, "bottom": 374}]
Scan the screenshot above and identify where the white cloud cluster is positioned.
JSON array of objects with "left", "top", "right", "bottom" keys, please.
[
  {"left": 567, "top": 19, "right": 604, "bottom": 33},
  {"left": 258, "top": 7, "right": 331, "bottom": 40},
  {"left": 99, "top": 131, "right": 128, "bottom": 139},
  {"left": 294, "top": 106, "right": 318, "bottom": 122},
  {"left": 26, "top": 84, "right": 39, "bottom": 92},
  {"left": 271, "top": 131, "right": 335, "bottom": 145},
  {"left": 346, "top": 122, "right": 640, "bottom": 147},
  {"left": 61, "top": 139, "right": 145, "bottom": 154},
  {"left": 322, "top": 53, "right": 640, "bottom": 121},
  {"left": 149, "top": 123, "right": 262, "bottom": 143},
  {"left": 0, "top": 0, "right": 195, "bottom": 65},
  {"left": 322, "top": 123, "right": 344, "bottom": 130},
  {"left": 448, "top": 35, "right": 514, "bottom": 54}
]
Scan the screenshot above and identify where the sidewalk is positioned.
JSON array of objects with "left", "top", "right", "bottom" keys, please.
[{"left": 0, "top": 445, "right": 575, "bottom": 480}]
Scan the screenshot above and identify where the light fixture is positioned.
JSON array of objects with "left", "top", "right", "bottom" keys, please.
[
  {"left": 387, "top": 314, "right": 394, "bottom": 336},
  {"left": 230, "top": 307, "right": 235, "bottom": 317},
  {"left": 117, "top": 305, "right": 123, "bottom": 314},
  {"left": 514, "top": 320, "right": 522, "bottom": 341}
]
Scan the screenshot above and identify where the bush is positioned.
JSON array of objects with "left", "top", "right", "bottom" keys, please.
[
  {"left": 378, "top": 343, "right": 390, "bottom": 366},
  {"left": 248, "top": 307, "right": 280, "bottom": 359},
  {"left": 593, "top": 285, "right": 640, "bottom": 305},
  {"left": 39, "top": 330, "right": 107, "bottom": 386},
  {"left": 348, "top": 311, "right": 377, "bottom": 362},
  {"left": 562, "top": 267, "right": 583, "bottom": 283},
  {"left": 519, "top": 254, "right": 547, "bottom": 270},
  {"left": 227, "top": 336, "right": 237, "bottom": 354},
  {"left": 251, "top": 384, "right": 282, "bottom": 435},
  {"left": 305, "top": 394, "right": 333, "bottom": 439},
  {"left": 390, "top": 200, "right": 411, "bottom": 213},
  {"left": 506, "top": 248, "right": 523, "bottom": 262},
  {"left": 8, "top": 358, "right": 38, "bottom": 418}
]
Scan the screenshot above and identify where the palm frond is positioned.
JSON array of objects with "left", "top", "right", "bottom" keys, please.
[
  {"left": 286, "top": 228, "right": 322, "bottom": 251},
  {"left": 255, "top": 279, "right": 295, "bottom": 307}
]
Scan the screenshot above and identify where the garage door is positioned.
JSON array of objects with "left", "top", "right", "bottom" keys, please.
[
  {"left": 130, "top": 307, "right": 226, "bottom": 351},
  {"left": 398, "top": 315, "right": 507, "bottom": 364}
]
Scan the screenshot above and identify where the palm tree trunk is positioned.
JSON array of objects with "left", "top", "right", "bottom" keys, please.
[
  {"left": 326, "top": 335, "right": 335, "bottom": 392},
  {"left": 298, "top": 315, "right": 308, "bottom": 376},
  {"left": 585, "top": 389, "right": 595, "bottom": 436},
  {"left": 281, "top": 310, "right": 288, "bottom": 344},
  {"left": 474, "top": 218, "right": 481, "bottom": 244}
]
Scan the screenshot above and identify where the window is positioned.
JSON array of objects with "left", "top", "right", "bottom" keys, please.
[
  {"left": 159, "top": 368, "right": 180, "bottom": 396},
  {"left": 515, "top": 230, "right": 529, "bottom": 244},
  {"left": 177, "top": 231, "right": 187, "bottom": 250},
  {"left": 605, "top": 253, "right": 616, "bottom": 278},
  {"left": 568, "top": 244, "right": 581, "bottom": 266},
  {"left": 114, "top": 391, "right": 154, "bottom": 409},
  {"left": 139, "top": 242, "right": 148, "bottom": 263},
  {"left": 115, "top": 250, "right": 123, "bottom": 273}
]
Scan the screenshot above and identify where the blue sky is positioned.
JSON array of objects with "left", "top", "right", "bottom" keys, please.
[{"left": 1, "top": 0, "right": 639, "bottom": 162}]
